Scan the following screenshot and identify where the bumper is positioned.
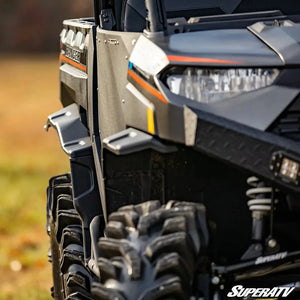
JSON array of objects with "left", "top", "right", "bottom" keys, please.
[{"left": 185, "top": 106, "right": 300, "bottom": 193}]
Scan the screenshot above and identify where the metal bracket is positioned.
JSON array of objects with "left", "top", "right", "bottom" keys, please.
[
  {"left": 45, "top": 103, "right": 91, "bottom": 157},
  {"left": 103, "top": 128, "right": 178, "bottom": 155}
]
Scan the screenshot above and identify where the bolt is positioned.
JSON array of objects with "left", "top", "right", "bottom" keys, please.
[
  {"left": 255, "top": 244, "right": 262, "bottom": 251},
  {"left": 268, "top": 239, "right": 277, "bottom": 248},
  {"left": 211, "top": 276, "right": 220, "bottom": 285}
]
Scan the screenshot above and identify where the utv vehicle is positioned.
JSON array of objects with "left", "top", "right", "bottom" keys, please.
[{"left": 46, "top": 0, "right": 300, "bottom": 299}]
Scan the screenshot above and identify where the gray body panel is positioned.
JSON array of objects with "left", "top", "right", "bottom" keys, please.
[
  {"left": 60, "top": 64, "right": 88, "bottom": 109},
  {"left": 162, "top": 29, "right": 284, "bottom": 66},
  {"left": 96, "top": 29, "right": 141, "bottom": 139},
  {"left": 59, "top": 19, "right": 94, "bottom": 109},
  {"left": 249, "top": 21, "right": 300, "bottom": 65}
]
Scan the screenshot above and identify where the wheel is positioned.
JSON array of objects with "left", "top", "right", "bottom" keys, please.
[
  {"left": 48, "top": 174, "right": 93, "bottom": 300},
  {"left": 92, "top": 200, "right": 208, "bottom": 300}
]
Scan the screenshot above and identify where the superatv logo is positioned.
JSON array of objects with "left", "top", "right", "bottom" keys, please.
[
  {"left": 255, "top": 252, "right": 287, "bottom": 265},
  {"left": 227, "top": 285, "right": 295, "bottom": 298}
]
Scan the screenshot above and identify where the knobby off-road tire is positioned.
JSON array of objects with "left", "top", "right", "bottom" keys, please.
[
  {"left": 92, "top": 200, "right": 208, "bottom": 300},
  {"left": 48, "top": 174, "right": 93, "bottom": 300}
]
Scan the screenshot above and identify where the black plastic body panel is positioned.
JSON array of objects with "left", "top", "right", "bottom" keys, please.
[
  {"left": 46, "top": 104, "right": 101, "bottom": 260},
  {"left": 103, "top": 127, "right": 177, "bottom": 155},
  {"left": 46, "top": 104, "right": 91, "bottom": 157},
  {"left": 269, "top": 93, "right": 300, "bottom": 142}
]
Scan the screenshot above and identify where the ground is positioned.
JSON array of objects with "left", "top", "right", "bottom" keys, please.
[{"left": 0, "top": 55, "right": 69, "bottom": 299}]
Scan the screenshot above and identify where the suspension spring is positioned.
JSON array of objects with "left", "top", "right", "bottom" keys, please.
[{"left": 246, "top": 176, "right": 273, "bottom": 213}]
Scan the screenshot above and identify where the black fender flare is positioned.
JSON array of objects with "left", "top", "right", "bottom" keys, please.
[{"left": 45, "top": 103, "right": 102, "bottom": 260}]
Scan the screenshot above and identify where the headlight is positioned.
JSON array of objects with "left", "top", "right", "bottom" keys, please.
[{"left": 164, "top": 67, "right": 280, "bottom": 103}]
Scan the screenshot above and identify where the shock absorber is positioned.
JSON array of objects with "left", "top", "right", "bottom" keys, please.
[
  {"left": 247, "top": 176, "right": 272, "bottom": 242},
  {"left": 242, "top": 177, "right": 277, "bottom": 260}
]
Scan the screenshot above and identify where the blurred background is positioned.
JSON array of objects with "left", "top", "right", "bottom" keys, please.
[{"left": 0, "top": 1, "right": 93, "bottom": 299}]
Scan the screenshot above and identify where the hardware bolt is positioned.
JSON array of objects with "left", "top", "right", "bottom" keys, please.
[
  {"left": 268, "top": 239, "right": 277, "bottom": 248},
  {"left": 211, "top": 276, "right": 220, "bottom": 285},
  {"left": 255, "top": 244, "right": 262, "bottom": 251}
]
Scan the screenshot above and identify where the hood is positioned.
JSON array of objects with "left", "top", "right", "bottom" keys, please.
[
  {"left": 155, "top": 28, "right": 284, "bottom": 67},
  {"left": 129, "top": 21, "right": 300, "bottom": 76}
]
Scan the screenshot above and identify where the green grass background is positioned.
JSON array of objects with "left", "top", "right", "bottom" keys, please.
[{"left": 0, "top": 56, "right": 69, "bottom": 299}]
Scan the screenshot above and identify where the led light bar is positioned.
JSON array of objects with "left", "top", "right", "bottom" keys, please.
[{"left": 270, "top": 152, "right": 300, "bottom": 186}]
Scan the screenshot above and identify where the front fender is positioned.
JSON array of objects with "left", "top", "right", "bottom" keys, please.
[
  {"left": 45, "top": 103, "right": 102, "bottom": 260},
  {"left": 45, "top": 103, "right": 91, "bottom": 157}
]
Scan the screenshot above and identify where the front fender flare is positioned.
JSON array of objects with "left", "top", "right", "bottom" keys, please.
[
  {"left": 45, "top": 103, "right": 91, "bottom": 157},
  {"left": 45, "top": 103, "right": 102, "bottom": 260}
]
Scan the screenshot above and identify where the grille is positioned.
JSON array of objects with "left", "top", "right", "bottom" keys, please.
[{"left": 269, "top": 95, "right": 300, "bottom": 142}]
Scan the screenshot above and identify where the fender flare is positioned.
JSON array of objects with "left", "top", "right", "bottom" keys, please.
[
  {"left": 45, "top": 103, "right": 91, "bottom": 157},
  {"left": 45, "top": 103, "right": 102, "bottom": 260}
]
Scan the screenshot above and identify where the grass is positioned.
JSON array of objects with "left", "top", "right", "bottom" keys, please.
[{"left": 0, "top": 55, "right": 69, "bottom": 299}]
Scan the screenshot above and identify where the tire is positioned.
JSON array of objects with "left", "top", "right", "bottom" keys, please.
[
  {"left": 48, "top": 174, "right": 94, "bottom": 300},
  {"left": 92, "top": 200, "right": 208, "bottom": 300}
]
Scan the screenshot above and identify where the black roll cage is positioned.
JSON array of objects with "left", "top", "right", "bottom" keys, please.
[
  {"left": 94, "top": 0, "right": 167, "bottom": 32},
  {"left": 93, "top": 0, "right": 300, "bottom": 33}
]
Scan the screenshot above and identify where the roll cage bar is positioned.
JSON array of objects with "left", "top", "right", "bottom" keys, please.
[
  {"left": 94, "top": 0, "right": 167, "bottom": 32},
  {"left": 93, "top": 0, "right": 300, "bottom": 34}
]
